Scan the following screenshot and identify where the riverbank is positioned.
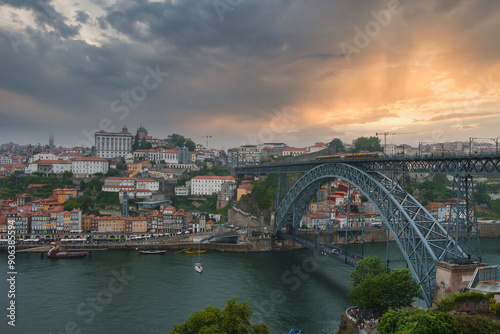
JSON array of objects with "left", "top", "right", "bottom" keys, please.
[
  {"left": 302, "top": 222, "right": 500, "bottom": 244},
  {"left": 4, "top": 237, "right": 302, "bottom": 253},
  {"left": 3, "top": 222, "right": 499, "bottom": 254}
]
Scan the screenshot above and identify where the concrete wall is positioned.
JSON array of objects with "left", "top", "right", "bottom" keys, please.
[
  {"left": 228, "top": 207, "right": 263, "bottom": 229},
  {"left": 299, "top": 223, "right": 500, "bottom": 245},
  {"left": 433, "top": 261, "right": 488, "bottom": 305}
]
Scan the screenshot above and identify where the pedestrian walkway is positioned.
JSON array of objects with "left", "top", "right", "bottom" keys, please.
[{"left": 347, "top": 306, "right": 380, "bottom": 334}]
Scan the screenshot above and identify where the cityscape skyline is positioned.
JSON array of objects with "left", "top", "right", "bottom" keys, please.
[{"left": 1, "top": 1, "right": 499, "bottom": 149}]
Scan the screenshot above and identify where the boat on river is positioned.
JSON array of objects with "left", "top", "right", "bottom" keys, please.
[
  {"left": 185, "top": 250, "right": 207, "bottom": 254},
  {"left": 193, "top": 242, "right": 203, "bottom": 273},
  {"left": 47, "top": 246, "right": 87, "bottom": 259},
  {"left": 136, "top": 249, "right": 166, "bottom": 254}
]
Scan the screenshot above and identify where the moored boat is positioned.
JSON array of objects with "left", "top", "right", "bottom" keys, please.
[
  {"left": 194, "top": 262, "right": 203, "bottom": 273},
  {"left": 47, "top": 246, "right": 87, "bottom": 259},
  {"left": 185, "top": 250, "right": 207, "bottom": 254},
  {"left": 136, "top": 249, "right": 166, "bottom": 254}
]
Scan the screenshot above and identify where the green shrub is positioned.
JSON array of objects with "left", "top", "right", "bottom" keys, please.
[
  {"left": 489, "top": 297, "right": 500, "bottom": 316},
  {"left": 436, "top": 291, "right": 490, "bottom": 312}
]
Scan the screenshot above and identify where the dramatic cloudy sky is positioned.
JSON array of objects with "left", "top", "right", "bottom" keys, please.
[{"left": 1, "top": 0, "right": 499, "bottom": 149}]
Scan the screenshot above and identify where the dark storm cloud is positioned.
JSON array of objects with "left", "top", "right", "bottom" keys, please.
[
  {"left": 2, "top": 0, "right": 81, "bottom": 39},
  {"left": 96, "top": 16, "right": 108, "bottom": 30},
  {"left": 75, "top": 10, "right": 90, "bottom": 24},
  {"left": 1, "top": 0, "right": 500, "bottom": 147}
]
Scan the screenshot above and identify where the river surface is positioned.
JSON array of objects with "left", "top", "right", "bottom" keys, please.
[{"left": 1, "top": 238, "right": 499, "bottom": 334}]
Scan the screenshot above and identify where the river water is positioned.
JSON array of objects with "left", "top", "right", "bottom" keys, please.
[{"left": 1, "top": 238, "right": 499, "bottom": 334}]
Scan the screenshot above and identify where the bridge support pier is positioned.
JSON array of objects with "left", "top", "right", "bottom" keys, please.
[{"left": 433, "top": 261, "right": 487, "bottom": 306}]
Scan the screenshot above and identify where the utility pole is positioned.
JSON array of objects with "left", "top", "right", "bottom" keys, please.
[
  {"left": 376, "top": 132, "right": 415, "bottom": 156},
  {"left": 470, "top": 137, "right": 499, "bottom": 156}
]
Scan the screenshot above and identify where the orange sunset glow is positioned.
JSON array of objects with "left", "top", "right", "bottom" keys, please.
[{"left": 0, "top": 0, "right": 499, "bottom": 148}]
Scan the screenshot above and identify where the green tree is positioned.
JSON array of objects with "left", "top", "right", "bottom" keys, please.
[
  {"left": 132, "top": 133, "right": 140, "bottom": 150},
  {"left": 184, "top": 140, "right": 195, "bottom": 152},
  {"left": 62, "top": 171, "right": 73, "bottom": 178},
  {"left": 169, "top": 297, "right": 268, "bottom": 334},
  {"left": 349, "top": 257, "right": 421, "bottom": 312},
  {"left": 139, "top": 138, "right": 152, "bottom": 149},
  {"left": 106, "top": 169, "right": 120, "bottom": 177},
  {"left": 171, "top": 133, "right": 186, "bottom": 148},
  {"left": 328, "top": 138, "right": 345, "bottom": 152},
  {"left": 488, "top": 199, "right": 500, "bottom": 217},
  {"left": 33, "top": 171, "right": 44, "bottom": 176},
  {"left": 251, "top": 174, "right": 278, "bottom": 210},
  {"left": 350, "top": 256, "right": 390, "bottom": 288},
  {"left": 62, "top": 196, "right": 95, "bottom": 215},
  {"left": 377, "top": 308, "right": 420, "bottom": 334},
  {"left": 351, "top": 136, "right": 383, "bottom": 153},
  {"left": 475, "top": 183, "right": 490, "bottom": 205},
  {"left": 388, "top": 268, "right": 422, "bottom": 309}
]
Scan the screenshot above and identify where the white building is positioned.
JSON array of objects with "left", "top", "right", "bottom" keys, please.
[
  {"left": 0, "top": 155, "right": 12, "bottom": 164},
  {"left": 191, "top": 176, "right": 237, "bottom": 196},
  {"left": 175, "top": 186, "right": 190, "bottom": 196},
  {"left": 102, "top": 177, "right": 136, "bottom": 192},
  {"left": 237, "top": 145, "right": 260, "bottom": 166},
  {"left": 104, "top": 177, "right": 136, "bottom": 187},
  {"left": 283, "top": 147, "right": 309, "bottom": 156},
  {"left": 155, "top": 149, "right": 178, "bottom": 163},
  {"left": 133, "top": 148, "right": 179, "bottom": 163},
  {"left": 58, "top": 152, "right": 83, "bottom": 160},
  {"left": 95, "top": 126, "right": 133, "bottom": 159},
  {"left": 71, "top": 157, "right": 109, "bottom": 177},
  {"left": 31, "top": 152, "right": 59, "bottom": 162},
  {"left": 136, "top": 179, "right": 160, "bottom": 192},
  {"left": 308, "top": 142, "right": 328, "bottom": 153},
  {"left": 102, "top": 177, "right": 159, "bottom": 194},
  {"left": 26, "top": 160, "right": 72, "bottom": 174}
]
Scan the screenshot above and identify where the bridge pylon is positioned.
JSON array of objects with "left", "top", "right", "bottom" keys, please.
[{"left": 445, "top": 175, "right": 481, "bottom": 264}]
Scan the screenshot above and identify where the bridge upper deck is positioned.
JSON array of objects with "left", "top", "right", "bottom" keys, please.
[{"left": 236, "top": 154, "right": 500, "bottom": 175}]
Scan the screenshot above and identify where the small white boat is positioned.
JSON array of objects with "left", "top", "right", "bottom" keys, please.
[{"left": 194, "top": 263, "right": 203, "bottom": 273}]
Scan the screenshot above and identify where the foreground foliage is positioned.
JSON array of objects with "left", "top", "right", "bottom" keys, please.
[
  {"left": 169, "top": 297, "right": 269, "bottom": 334},
  {"left": 349, "top": 256, "right": 421, "bottom": 312},
  {"left": 378, "top": 291, "right": 500, "bottom": 334}
]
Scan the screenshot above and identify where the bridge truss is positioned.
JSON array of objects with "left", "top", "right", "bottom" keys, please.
[
  {"left": 236, "top": 155, "right": 500, "bottom": 175},
  {"left": 268, "top": 163, "right": 471, "bottom": 307},
  {"left": 236, "top": 156, "right": 500, "bottom": 307}
]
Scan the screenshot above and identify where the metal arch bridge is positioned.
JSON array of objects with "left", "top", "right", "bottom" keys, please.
[
  {"left": 236, "top": 155, "right": 500, "bottom": 175},
  {"left": 236, "top": 155, "right": 500, "bottom": 307}
]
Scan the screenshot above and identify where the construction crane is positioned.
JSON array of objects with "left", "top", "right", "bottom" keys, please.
[
  {"left": 197, "top": 135, "right": 212, "bottom": 149},
  {"left": 376, "top": 132, "right": 414, "bottom": 155}
]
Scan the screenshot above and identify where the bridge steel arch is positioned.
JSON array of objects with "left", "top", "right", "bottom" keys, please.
[{"left": 274, "top": 163, "right": 466, "bottom": 307}]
